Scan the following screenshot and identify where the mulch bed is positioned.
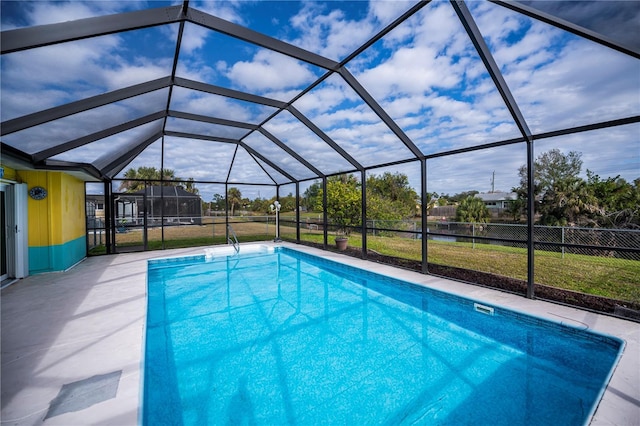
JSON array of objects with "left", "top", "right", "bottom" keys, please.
[{"left": 292, "top": 240, "right": 640, "bottom": 321}]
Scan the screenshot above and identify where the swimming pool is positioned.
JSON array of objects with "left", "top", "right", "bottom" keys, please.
[{"left": 144, "top": 246, "right": 623, "bottom": 425}]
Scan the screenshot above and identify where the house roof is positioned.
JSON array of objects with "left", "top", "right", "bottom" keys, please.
[
  {"left": 477, "top": 192, "right": 517, "bottom": 202},
  {"left": 1, "top": 1, "right": 638, "bottom": 199},
  {"left": 132, "top": 185, "right": 199, "bottom": 198}
]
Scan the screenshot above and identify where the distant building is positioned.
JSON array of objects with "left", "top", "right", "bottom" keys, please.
[
  {"left": 132, "top": 185, "right": 203, "bottom": 225},
  {"left": 476, "top": 192, "right": 517, "bottom": 210},
  {"left": 86, "top": 186, "right": 203, "bottom": 227}
]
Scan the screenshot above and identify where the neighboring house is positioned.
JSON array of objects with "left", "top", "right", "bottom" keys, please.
[
  {"left": 476, "top": 192, "right": 517, "bottom": 210},
  {"left": 132, "top": 185, "right": 203, "bottom": 225},
  {"left": 86, "top": 195, "right": 105, "bottom": 218}
]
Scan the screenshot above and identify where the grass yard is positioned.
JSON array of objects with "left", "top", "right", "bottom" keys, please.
[
  {"left": 93, "top": 223, "right": 639, "bottom": 304},
  {"left": 283, "top": 230, "right": 640, "bottom": 304}
]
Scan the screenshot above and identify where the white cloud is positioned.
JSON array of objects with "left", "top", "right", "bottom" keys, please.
[
  {"left": 175, "top": 56, "right": 217, "bottom": 83},
  {"left": 170, "top": 86, "right": 265, "bottom": 124},
  {"left": 114, "top": 140, "right": 163, "bottom": 178},
  {"left": 353, "top": 4, "right": 467, "bottom": 100},
  {"left": 179, "top": 23, "right": 211, "bottom": 54},
  {"left": 367, "top": 1, "right": 415, "bottom": 23},
  {"left": 228, "top": 147, "right": 274, "bottom": 184},
  {"left": 163, "top": 137, "right": 237, "bottom": 182},
  {"left": 358, "top": 45, "right": 462, "bottom": 99},
  {"left": 195, "top": 1, "right": 246, "bottom": 26},
  {"left": 102, "top": 59, "right": 173, "bottom": 90},
  {"left": 427, "top": 144, "right": 527, "bottom": 195},
  {"left": 287, "top": 2, "right": 376, "bottom": 60},
  {"left": 293, "top": 76, "right": 358, "bottom": 115},
  {"left": 503, "top": 40, "right": 640, "bottom": 132},
  {"left": 263, "top": 112, "right": 354, "bottom": 174},
  {"left": 3, "top": 36, "right": 119, "bottom": 90},
  {"left": 1, "top": 87, "right": 76, "bottom": 121},
  {"left": 226, "top": 50, "right": 317, "bottom": 92},
  {"left": 53, "top": 121, "right": 163, "bottom": 164},
  {"left": 25, "top": 1, "right": 124, "bottom": 26},
  {"left": 493, "top": 24, "right": 557, "bottom": 69},
  {"left": 471, "top": 2, "right": 523, "bottom": 49}
]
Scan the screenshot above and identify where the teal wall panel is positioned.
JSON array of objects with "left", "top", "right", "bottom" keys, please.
[{"left": 28, "top": 236, "right": 86, "bottom": 274}]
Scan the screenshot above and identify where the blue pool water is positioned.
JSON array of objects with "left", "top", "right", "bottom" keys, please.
[{"left": 144, "top": 247, "right": 623, "bottom": 425}]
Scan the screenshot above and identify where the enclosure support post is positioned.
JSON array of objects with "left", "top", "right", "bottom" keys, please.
[
  {"left": 361, "top": 170, "right": 367, "bottom": 260},
  {"left": 104, "top": 179, "right": 113, "bottom": 255},
  {"left": 421, "top": 158, "right": 428, "bottom": 274},
  {"left": 526, "top": 140, "right": 535, "bottom": 298},
  {"left": 322, "top": 177, "right": 328, "bottom": 250},
  {"left": 295, "top": 182, "right": 301, "bottom": 243},
  {"left": 275, "top": 186, "right": 281, "bottom": 242},
  {"left": 472, "top": 223, "right": 476, "bottom": 249},
  {"left": 225, "top": 183, "right": 229, "bottom": 243},
  {"left": 160, "top": 136, "right": 166, "bottom": 250},
  {"left": 452, "top": 0, "right": 535, "bottom": 298},
  {"left": 143, "top": 189, "right": 148, "bottom": 250}
]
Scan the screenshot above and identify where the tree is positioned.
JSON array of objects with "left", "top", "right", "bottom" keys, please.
[
  {"left": 514, "top": 149, "right": 584, "bottom": 222},
  {"left": 586, "top": 172, "right": 640, "bottom": 228},
  {"left": 278, "top": 193, "right": 297, "bottom": 212},
  {"left": 183, "top": 178, "right": 199, "bottom": 195},
  {"left": 366, "top": 172, "right": 418, "bottom": 220},
  {"left": 250, "top": 197, "right": 271, "bottom": 214},
  {"left": 538, "top": 177, "right": 600, "bottom": 226},
  {"left": 303, "top": 181, "right": 322, "bottom": 212},
  {"left": 119, "top": 166, "right": 179, "bottom": 192},
  {"left": 211, "top": 193, "right": 225, "bottom": 212},
  {"left": 505, "top": 198, "right": 524, "bottom": 222},
  {"left": 515, "top": 149, "right": 583, "bottom": 200},
  {"left": 424, "top": 192, "right": 439, "bottom": 215},
  {"left": 316, "top": 174, "right": 361, "bottom": 235},
  {"left": 227, "top": 187, "right": 242, "bottom": 216},
  {"left": 455, "top": 196, "right": 490, "bottom": 223},
  {"left": 315, "top": 172, "right": 421, "bottom": 234}
]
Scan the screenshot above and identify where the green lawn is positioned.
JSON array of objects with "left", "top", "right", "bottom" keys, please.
[
  {"left": 91, "top": 224, "right": 639, "bottom": 304},
  {"left": 283, "top": 230, "right": 640, "bottom": 304}
]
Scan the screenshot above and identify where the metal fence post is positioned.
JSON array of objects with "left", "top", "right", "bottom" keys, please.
[
  {"left": 561, "top": 226, "right": 565, "bottom": 259},
  {"left": 472, "top": 222, "right": 475, "bottom": 249}
]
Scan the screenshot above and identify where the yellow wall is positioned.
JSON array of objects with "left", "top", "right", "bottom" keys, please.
[
  {"left": 60, "top": 173, "right": 86, "bottom": 243},
  {"left": 16, "top": 171, "right": 86, "bottom": 247},
  {"left": 18, "top": 170, "right": 51, "bottom": 247}
]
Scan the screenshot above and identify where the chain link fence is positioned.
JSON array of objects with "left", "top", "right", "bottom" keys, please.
[
  {"left": 360, "top": 219, "right": 640, "bottom": 309},
  {"left": 365, "top": 220, "right": 640, "bottom": 261}
]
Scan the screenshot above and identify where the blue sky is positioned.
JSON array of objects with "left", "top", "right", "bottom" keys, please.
[{"left": 1, "top": 1, "right": 639, "bottom": 201}]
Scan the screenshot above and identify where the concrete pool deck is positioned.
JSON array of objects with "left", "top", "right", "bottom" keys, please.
[{"left": 1, "top": 242, "right": 638, "bottom": 425}]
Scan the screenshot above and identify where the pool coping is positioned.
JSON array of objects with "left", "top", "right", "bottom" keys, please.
[{"left": 1, "top": 241, "right": 638, "bottom": 425}]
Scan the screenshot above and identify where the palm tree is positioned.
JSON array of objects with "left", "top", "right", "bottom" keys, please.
[
  {"left": 118, "top": 167, "right": 179, "bottom": 192},
  {"left": 160, "top": 168, "right": 178, "bottom": 183},
  {"left": 540, "top": 178, "right": 600, "bottom": 226},
  {"left": 505, "top": 198, "right": 524, "bottom": 222},
  {"left": 184, "top": 178, "right": 199, "bottom": 195},
  {"left": 455, "top": 196, "right": 490, "bottom": 223},
  {"left": 119, "top": 168, "right": 143, "bottom": 192},
  {"left": 227, "top": 187, "right": 242, "bottom": 216}
]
